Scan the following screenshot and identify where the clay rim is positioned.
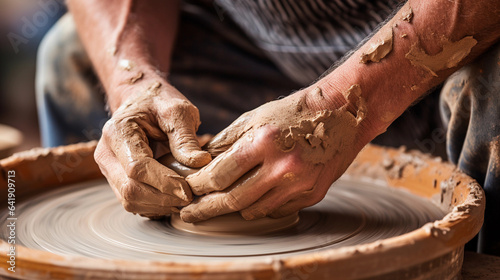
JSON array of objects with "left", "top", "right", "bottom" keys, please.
[{"left": 0, "top": 143, "right": 485, "bottom": 277}]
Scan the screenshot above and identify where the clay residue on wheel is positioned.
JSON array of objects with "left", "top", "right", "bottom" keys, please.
[
  {"left": 360, "top": 26, "right": 394, "bottom": 63},
  {"left": 434, "top": 175, "right": 461, "bottom": 211},
  {"left": 439, "top": 180, "right": 483, "bottom": 223},
  {"left": 405, "top": 36, "right": 477, "bottom": 77},
  {"left": 382, "top": 148, "right": 428, "bottom": 179},
  {"left": 427, "top": 179, "right": 483, "bottom": 240}
]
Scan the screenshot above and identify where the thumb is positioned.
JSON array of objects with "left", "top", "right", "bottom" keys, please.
[
  {"left": 167, "top": 124, "right": 212, "bottom": 168},
  {"left": 206, "top": 111, "right": 254, "bottom": 157},
  {"left": 156, "top": 99, "right": 211, "bottom": 168}
]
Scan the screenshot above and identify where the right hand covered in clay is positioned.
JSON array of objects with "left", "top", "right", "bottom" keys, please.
[
  {"left": 95, "top": 82, "right": 212, "bottom": 218},
  {"left": 180, "top": 85, "right": 378, "bottom": 222}
]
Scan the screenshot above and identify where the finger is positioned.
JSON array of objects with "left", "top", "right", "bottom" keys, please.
[
  {"left": 239, "top": 187, "right": 293, "bottom": 220},
  {"left": 239, "top": 189, "right": 301, "bottom": 221},
  {"left": 156, "top": 100, "right": 211, "bottom": 168},
  {"left": 268, "top": 197, "right": 313, "bottom": 219},
  {"left": 166, "top": 123, "right": 212, "bottom": 168},
  {"left": 239, "top": 170, "right": 320, "bottom": 220},
  {"left": 269, "top": 187, "right": 327, "bottom": 218},
  {"left": 157, "top": 154, "right": 199, "bottom": 178},
  {"left": 150, "top": 140, "right": 171, "bottom": 159},
  {"left": 121, "top": 182, "right": 184, "bottom": 217},
  {"left": 197, "top": 134, "right": 213, "bottom": 147},
  {"left": 186, "top": 136, "right": 263, "bottom": 195},
  {"left": 180, "top": 167, "right": 277, "bottom": 223},
  {"left": 105, "top": 119, "right": 192, "bottom": 202},
  {"left": 205, "top": 111, "right": 254, "bottom": 156},
  {"left": 126, "top": 204, "right": 177, "bottom": 217},
  {"left": 121, "top": 177, "right": 189, "bottom": 209},
  {"left": 96, "top": 141, "right": 189, "bottom": 208},
  {"left": 95, "top": 139, "right": 124, "bottom": 201},
  {"left": 95, "top": 139, "right": 188, "bottom": 216},
  {"left": 270, "top": 168, "right": 342, "bottom": 218}
]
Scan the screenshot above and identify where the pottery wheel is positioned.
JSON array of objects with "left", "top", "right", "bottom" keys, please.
[{"left": 2, "top": 177, "right": 445, "bottom": 261}]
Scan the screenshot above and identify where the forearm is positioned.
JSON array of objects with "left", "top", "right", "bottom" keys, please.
[
  {"left": 67, "top": 0, "right": 181, "bottom": 112},
  {"left": 311, "top": 0, "right": 500, "bottom": 143}
]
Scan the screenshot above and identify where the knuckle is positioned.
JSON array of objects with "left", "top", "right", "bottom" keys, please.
[
  {"left": 119, "top": 119, "right": 143, "bottom": 137},
  {"left": 93, "top": 141, "right": 106, "bottom": 164},
  {"left": 122, "top": 200, "right": 138, "bottom": 213},
  {"left": 304, "top": 188, "right": 327, "bottom": 206},
  {"left": 121, "top": 182, "right": 141, "bottom": 203},
  {"left": 161, "top": 99, "right": 201, "bottom": 130},
  {"left": 283, "top": 160, "right": 302, "bottom": 173},
  {"left": 102, "top": 119, "right": 117, "bottom": 137},
  {"left": 254, "top": 125, "right": 279, "bottom": 144},
  {"left": 232, "top": 146, "right": 257, "bottom": 167},
  {"left": 241, "top": 208, "right": 266, "bottom": 220},
  {"left": 170, "top": 99, "right": 199, "bottom": 116},
  {"left": 240, "top": 111, "right": 253, "bottom": 119},
  {"left": 224, "top": 193, "right": 243, "bottom": 212},
  {"left": 125, "top": 159, "right": 146, "bottom": 179},
  {"left": 276, "top": 158, "right": 305, "bottom": 176}
]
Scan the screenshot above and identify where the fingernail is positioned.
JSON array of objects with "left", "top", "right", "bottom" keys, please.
[
  {"left": 240, "top": 211, "right": 256, "bottom": 221},
  {"left": 185, "top": 150, "right": 212, "bottom": 168},
  {"left": 180, "top": 209, "right": 196, "bottom": 223},
  {"left": 185, "top": 173, "right": 214, "bottom": 196},
  {"left": 241, "top": 209, "right": 266, "bottom": 221}
]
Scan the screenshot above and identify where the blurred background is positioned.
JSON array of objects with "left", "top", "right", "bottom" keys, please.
[{"left": 0, "top": 0, "right": 66, "bottom": 156}]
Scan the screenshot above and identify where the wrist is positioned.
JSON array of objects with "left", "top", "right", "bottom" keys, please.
[
  {"left": 304, "top": 72, "right": 387, "bottom": 147},
  {"left": 106, "top": 65, "right": 171, "bottom": 112},
  {"left": 303, "top": 77, "right": 349, "bottom": 112}
]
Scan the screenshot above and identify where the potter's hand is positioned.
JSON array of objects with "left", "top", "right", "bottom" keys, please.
[
  {"left": 181, "top": 86, "right": 372, "bottom": 222},
  {"left": 95, "top": 83, "right": 211, "bottom": 218}
]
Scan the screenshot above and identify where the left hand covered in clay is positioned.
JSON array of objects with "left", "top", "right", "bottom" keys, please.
[{"left": 180, "top": 86, "right": 374, "bottom": 222}]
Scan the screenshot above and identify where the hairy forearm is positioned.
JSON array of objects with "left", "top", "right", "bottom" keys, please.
[
  {"left": 67, "top": 0, "right": 181, "bottom": 112},
  {"left": 311, "top": 0, "right": 500, "bottom": 143}
]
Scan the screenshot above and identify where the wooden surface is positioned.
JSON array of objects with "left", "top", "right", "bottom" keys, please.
[{"left": 461, "top": 252, "right": 500, "bottom": 279}]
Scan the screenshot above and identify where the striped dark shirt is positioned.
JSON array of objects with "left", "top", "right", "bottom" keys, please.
[{"left": 215, "top": 0, "right": 402, "bottom": 84}]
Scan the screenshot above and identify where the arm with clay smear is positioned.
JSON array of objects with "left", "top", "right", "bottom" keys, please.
[
  {"left": 180, "top": 0, "right": 500, "bottom": 222},
  {"left": 67, "top": 0, "right": 211, "bottom": 218},
  {"left": 314, "top": 0, "right": 500, "bottom": 137}
]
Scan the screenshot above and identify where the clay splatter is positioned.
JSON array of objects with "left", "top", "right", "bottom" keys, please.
[
  {"left": 360, "top": 27, "right": 394, "bottom": 63},
  {"left": 405, "top": 36, "right": 477, "bottom": 77}
]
